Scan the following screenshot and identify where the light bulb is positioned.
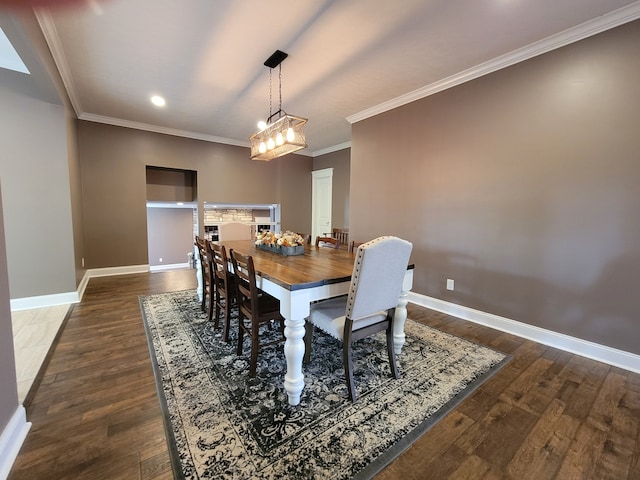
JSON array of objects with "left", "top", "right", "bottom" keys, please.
[
  {"left": 267, "top": 137, "right": 275, "bottom": 150},
  {"left": 275, "top": 132, "right": 284, "bottom": 146},
  {"left": 259, "top": 141, "right": 266, "bottom": 153},
  {"left": 257, "top": 120, "right": 267, "bottom": 130},
  {"left": 286, "top": 127, "right": 295, "bottom": 142},
  {"left": 151, "top": 95, "right": 165, "bottom": 107}
]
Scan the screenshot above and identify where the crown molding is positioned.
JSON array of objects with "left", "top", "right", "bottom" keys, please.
[
  {"left": 347, "top": 1, "right": 640, "bottom": 124},
  {"left": 35, "top": 10, "right": 83, "bottom": 117},
  {"left": 36, "top": 3, "right": 640, "bottom": 152},
  {"left": 312, "top": 141, "right": 351, "bottom": 157},
  {"left": 79, "top": 112, "right": 251, "bottom": 147}
]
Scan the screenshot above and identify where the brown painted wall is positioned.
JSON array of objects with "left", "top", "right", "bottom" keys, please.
[
  {"left": 78, "top": 122, "right": 312, "bottom": 268},
  {"left": 146, "top": 167, "right": 196, "bottom": 202},
  {"left": 277, "top": 154, "right": 313, "bottom": 234},
  {"left": 313, "top": 148, "right": 351, "bottom": 230},
  {"left": 351, "top": 20, "right": 640, "bottom": 354},
  {"left": 146, "top": 208, "right": 194, "bottom": 266}
]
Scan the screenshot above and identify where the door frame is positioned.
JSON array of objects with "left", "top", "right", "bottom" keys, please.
[{"left": 311, "top": 168, "right": 333, "bottom": 242}]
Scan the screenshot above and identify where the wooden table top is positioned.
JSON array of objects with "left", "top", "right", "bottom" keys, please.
[{"left": 214, "top": 240, "right": 357, "bottom": 291}]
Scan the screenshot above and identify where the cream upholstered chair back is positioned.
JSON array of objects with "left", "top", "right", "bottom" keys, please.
[
  {"left": 346, "top": 236, "right": 413, "bottom": 326},
  {"left": 218, "top": 222, "right": 252, "bottom": 241},
  {"left": 303, "top": 235, "right": 413, "bottom": 401}
]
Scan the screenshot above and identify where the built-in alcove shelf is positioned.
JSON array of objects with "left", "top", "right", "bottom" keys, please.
[{"left": 202, "top": 205, "right": 279, "bottom": 241}]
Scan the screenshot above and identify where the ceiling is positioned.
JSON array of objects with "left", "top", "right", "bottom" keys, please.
[{"left": 6, "top": 0, "right": 640, "bottom": 155}]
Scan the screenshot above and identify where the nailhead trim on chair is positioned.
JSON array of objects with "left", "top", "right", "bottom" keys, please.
[{"left": 345, "top": 236, "right": 397, "bottom": 318}]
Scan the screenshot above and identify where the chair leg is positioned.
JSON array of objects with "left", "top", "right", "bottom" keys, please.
[
  {"left": 342, "top": 337, "right": 357, "bottom": 402},
  {"left": 237, "top": 315, "right": 245, "bottom": 356},
  {"left": 213, "top": 298, "right": 220, "bottom": 328},
  {"left": 208, "top": 291, "right": 215, "bottom": 323},
  {"left": 249, "top": 321, "right": 260, "bottom": 377},
  {"left": 222, "top": 297, "right": 231, "bottom": 343},
  {"left": 303, "top": 322, "right": 313, "bottom": 364},
  {"left": 386, "top": 325, "right": 400, "bottom": 379},
  {"left": 200, "top": 284, "right": 206, "bottom": 312}
]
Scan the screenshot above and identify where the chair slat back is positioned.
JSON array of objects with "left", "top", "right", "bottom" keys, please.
[
  {"left": 196, "top": 236, "right": 211, "bottom": 279},
  {"left": 210, "top": 242, "right": 231, "bottom": 291},
  {"left": 348, "top": 241, "right": 365, "bottom": 253},
  {"left": 230, "top": 249, "right": 257, "bottom": 316},
  {"left": 346, "top": 237, "right": 412, "bottom": 322},
  {"left": 332, "top": 228, "right": 349, "bottom": 246}
]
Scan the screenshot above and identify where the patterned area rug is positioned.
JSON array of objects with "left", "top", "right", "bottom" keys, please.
[{"left": 140, "top": 290, "right": 508, "bottom": 480}]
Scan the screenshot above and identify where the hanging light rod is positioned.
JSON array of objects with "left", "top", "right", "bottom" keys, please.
[{"left": 264, "top": 50, "right": 288, "bottom": 69}]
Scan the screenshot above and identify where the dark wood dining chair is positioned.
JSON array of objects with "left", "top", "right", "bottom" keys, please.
[
  {"left": 195, "top": 236, "right": 212, "bottom": 314},
  {"left": 298, "top": 233, "right": 312, "bottom": 245},
  {"left": 230, "top": 249, "right": 285, "bottom": 377},
  {"left": 348, "top": 240, "right": 365, "bottom": 253},
  {"left": 304, "top": 236, "right": 413, "bottom": 401},
  {"left": 332, "top": 228, "right": 349, "bottom": 247},
  {"left": 315, "top": 236, "right": 340, "bottom": 249},
  {"left": 208, "top": 241, "right": 236, "bottom": 342}
]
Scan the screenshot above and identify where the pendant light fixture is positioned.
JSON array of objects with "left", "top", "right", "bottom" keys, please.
[{"left": 250, "top": 50, "right": 308, "bottom": 161}]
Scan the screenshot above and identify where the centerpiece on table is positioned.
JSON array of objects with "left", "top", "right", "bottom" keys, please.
[{"left": 255, "top": 230, "right": 306, "bottom": 256}]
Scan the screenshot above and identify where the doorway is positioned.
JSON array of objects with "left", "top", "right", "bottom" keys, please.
[{"left": 312, "top": 168, "right": 333, "bottom": 241}]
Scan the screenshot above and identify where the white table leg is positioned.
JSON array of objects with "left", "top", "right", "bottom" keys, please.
[
  {"left": 393, "top": 289, "right": 410, "bottom": 354},
  {"left": 283, "top": 316, "right": 306, "bottom": 406},
  {"left": 195, "top": 255, "right": 203, "bottom": 302}
]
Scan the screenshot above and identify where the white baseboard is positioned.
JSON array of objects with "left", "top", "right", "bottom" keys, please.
[
  {"left": 10, "top": 291, "right": 79, "bottom": 312},
  {"left": 85, "top": 264, "right": 150, "bottom": 278},
  {"left": 11, "top": 265, "right": 151, "bottom": 309},
  {"left": 0, "top": 406, "right": 31, "bottom": 480},
  {"left": 409, "top": 292, "right": 640, "bottom": 374},
  {"left": 149, "top": 262, "right": 190, "bottom": 272},
  {"left": 77, "top": 270, "right": 90, "bottom": 302}
]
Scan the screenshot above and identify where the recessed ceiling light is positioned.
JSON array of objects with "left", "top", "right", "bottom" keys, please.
[{"left": 151, "top": 95, "right": 165, "bottom": 107}]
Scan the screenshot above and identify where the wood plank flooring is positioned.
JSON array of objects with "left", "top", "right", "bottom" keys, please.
[{"left": 8, "top": 270, "right": 640, "bottom": 479}]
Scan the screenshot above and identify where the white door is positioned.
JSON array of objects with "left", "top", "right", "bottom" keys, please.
[{"left": 312, "top": 168, "right": 333, "bottom": 242}]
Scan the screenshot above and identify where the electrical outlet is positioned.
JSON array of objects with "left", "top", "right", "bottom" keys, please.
[
  {"left": 446, "top": 279, "right": 454, "bottom": 291},
  {"left": 159, "top": 257, "right": 163, "bottom": 263}
]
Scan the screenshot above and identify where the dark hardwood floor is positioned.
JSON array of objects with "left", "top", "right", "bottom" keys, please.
[{"left": 8, "top": 270, "right": 640, "bottom": 479}]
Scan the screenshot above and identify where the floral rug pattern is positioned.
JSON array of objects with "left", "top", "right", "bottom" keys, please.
[{"left": 140, "top": 290, "right": 508, "bottom": 479}]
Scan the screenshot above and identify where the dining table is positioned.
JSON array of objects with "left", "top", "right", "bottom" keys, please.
[{"left": 214, "top": 239, "right": 414, "bottom": 406}]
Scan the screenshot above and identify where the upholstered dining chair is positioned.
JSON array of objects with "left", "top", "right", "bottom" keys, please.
[
  {"left": 230, "top": 249, "right": 286, "bottom": 377},
  {"left": 315, "top": 236, "right": 340, "bottom": 249},
  {"left": 195, "top": 236, "right": 212, "bottom": 314},
  {"left": 304, "top": 236, "right": 413, "bottom": 402},
  {"left": 208, "top": 241, "right": 236, "bottom": 343},
  {"left": 218, "top": 222, "right": 252, "bottom": 241}
]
